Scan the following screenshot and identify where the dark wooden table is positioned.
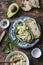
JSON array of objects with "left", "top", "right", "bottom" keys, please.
[{"left": 0, "top": 0, "right": 43, "bottom": 65}]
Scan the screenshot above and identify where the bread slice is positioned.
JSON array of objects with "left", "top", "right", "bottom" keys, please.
[
  {"left": 30, "top": 0, "right": 40, "bottom": 8},
  {"left": 21, "top": 0, "right": 40, "bottom": 11},
  {"left": 21, "top": 0, "right": 32, "bottom": 11},
  {"left": 25, "top": 18, "right": 41, "bottom": 38}
]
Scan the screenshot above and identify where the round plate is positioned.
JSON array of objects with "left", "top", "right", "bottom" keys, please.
[
  {"left": 5, "top": 51, "right": 29, "bottom": 65},
  {"left": 9, "top": 16, "right": 41, "bottom": 49}
]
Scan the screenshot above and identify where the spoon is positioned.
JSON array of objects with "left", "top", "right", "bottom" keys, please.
[{"left": 2, "top": 58, "right": 20, "bottom": 63}]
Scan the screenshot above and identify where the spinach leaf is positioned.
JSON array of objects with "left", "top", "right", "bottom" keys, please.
[
  {"left": 13, "top": 38, "right": 19, "bottom": 45},
  {"left": 3, "top": 35, "right": 10, "bottom": 43},
  {"left": 8, "top": 43, "right": 13, "bottom": 50},
  {"left": 15, "top": 28, "right": 19, "bottom": 34},
  {"left": 3, "top": 34, "right": 19, "bottom": 54},
  {"left": 3, "top": 48, "right": 10, "bottom": 54}
]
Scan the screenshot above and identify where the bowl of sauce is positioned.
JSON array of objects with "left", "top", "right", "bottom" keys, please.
[{"left": 0, "top": 19, "right": 10, "bottom": 29}]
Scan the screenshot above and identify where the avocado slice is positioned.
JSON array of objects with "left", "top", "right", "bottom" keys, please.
[{"left": 7, "top": 3, "right": 19, "bottom": 18}]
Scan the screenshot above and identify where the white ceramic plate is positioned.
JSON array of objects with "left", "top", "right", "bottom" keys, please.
[{"left": 5, "top": 51, "right": 29, "bottom": 65}]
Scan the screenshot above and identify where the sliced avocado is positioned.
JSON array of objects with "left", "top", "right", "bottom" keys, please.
[{"left": 7, "top": 3, "right": 19, "bottom": 18}]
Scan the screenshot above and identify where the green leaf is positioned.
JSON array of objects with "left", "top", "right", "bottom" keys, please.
[
  {"left": 13, "top": 38, "right": 19, "bottom": 45},
  {"left": 8, "top": 38, "right": 19, "bottom": 50},
  {"left": 3, "top": 35, "right": 10, "bottom": 43},
  {"left": 8, "top": 43, "right": 13, "bottom": 50},
  {"left": 3, "top": 38, "right": 19, "bottom": 54},
  {"left": 15, "top": 28, "right": 19, "bottom": 34},
  {"left": 3, "top": 48, "right": 10, "bottom": 54}
]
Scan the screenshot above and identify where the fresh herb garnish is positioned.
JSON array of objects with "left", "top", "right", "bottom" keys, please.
[
  {"left": 13, "top": 38, "right": 19, "bottom": 44},
  {"left": 8, "top": 43, "right": 13, "bottom": 50},
  {"left": 3, "top": 35, "right": 19, "bottom": 54},
  {"left": 3, "top": 35, "right": 10, "bottom": 43},
  {"left": 15, "top": 27, "right": 19, "bottom": 34},
  {"left": 3, "top": 48, "right": 10, "bottom": 54}
]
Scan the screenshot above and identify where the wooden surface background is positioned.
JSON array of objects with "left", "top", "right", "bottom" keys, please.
[{"left": 0, "top": 0, "right": 43, "bottom": 65}]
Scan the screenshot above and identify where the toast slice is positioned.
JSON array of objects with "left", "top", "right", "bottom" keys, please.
[
  {"left": 21, "top": 0, "right": 40, "bottom": 11},
  {"left": 30, "top": 0, "right": 40, "bottom": 8},
  {"left": 25, "top": 18, "right": 41, "bottom": 38},
  {"left": 21, "top": 0, "right": 32, "bottom": 11}
]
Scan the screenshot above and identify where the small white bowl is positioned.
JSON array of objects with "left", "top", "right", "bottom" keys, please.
[
  {"left": 31, "top": 48, "right": 42, "bottom": 58},
  {"left": 5, "top": 51, "right": 29, "bottom": 65},
  {"left": 0, "top": 19, "right": 10, "bottom": 29}
]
